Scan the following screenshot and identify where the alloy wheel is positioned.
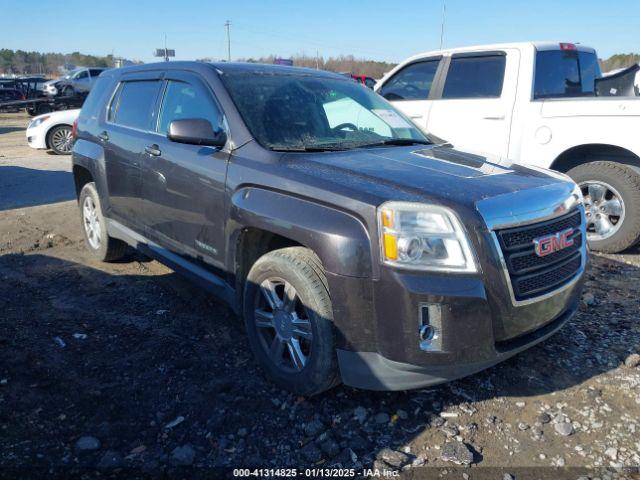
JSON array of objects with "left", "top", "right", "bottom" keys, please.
[
  {"left": 51, "top": 127, "right": 73, "bottom": 153},
  {"left": 580, "top": 180, "right": 625, "bottom": 241},
  {"left": 82, "top": 195, "right": 101, "bottom": 250},
  {"left": 253, "top": 277, "right": 313, "bottom": 372}
]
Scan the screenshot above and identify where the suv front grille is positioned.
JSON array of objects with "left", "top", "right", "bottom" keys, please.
[{"left": 495, "top": 210, "right": 583, "bottom": 301}]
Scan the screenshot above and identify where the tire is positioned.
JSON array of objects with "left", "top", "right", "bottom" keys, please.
[
  {"left": 78, "top": 183, "right": 128, "bottom": 262},
  {"left": 567, "top": 161, "right": 640, "bottom": 253},
  {"left": 47, "top": 125, "right": 74, "bottom": 155},
  {"left": 36, "top": 103, "right": 52, "bottom": 115},
  {"left": 243, "top": 247, "right": 340, "bottom": 395},
  {"left": 61, "top": 85, "right": 74, "bottom": 97}
]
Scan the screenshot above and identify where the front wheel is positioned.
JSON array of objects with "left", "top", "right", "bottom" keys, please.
[
  {"left": 567, "top": 161, "right": 640, "bottom": 253},
  {"left": 243, "top": 247, "right": 340, "bottom": 395},
  {"left": 47, "top": 125, "right": 74, "bottom": 155}
]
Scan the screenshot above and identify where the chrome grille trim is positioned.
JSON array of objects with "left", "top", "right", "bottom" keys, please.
[{"left": 476, "top": 182, "right": 587, "bottom": 307}]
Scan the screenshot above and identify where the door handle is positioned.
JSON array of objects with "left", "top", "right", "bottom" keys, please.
[
  {"left": 483, "top": 115, "right": 505, "bottom": 120},
  {"left": 98, "top": 131, "right": 109, "bottom": 142},
  {"left": 145, "top": 144, "right": 161, "bottom": 157}
]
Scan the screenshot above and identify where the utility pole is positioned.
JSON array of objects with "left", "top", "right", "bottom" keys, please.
[
  {"left": 225, "top": 21, "right": 231, "bottom": 62},
  {"left": 316, "top": 50, "right": 319, "bottom": 70},
  {"left": 439, "top": 0, "right": 446, "bottom": 49}
]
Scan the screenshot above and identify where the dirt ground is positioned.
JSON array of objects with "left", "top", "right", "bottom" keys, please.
[{"left": 1, "top": 112, "right": 639, "bottom": 478}]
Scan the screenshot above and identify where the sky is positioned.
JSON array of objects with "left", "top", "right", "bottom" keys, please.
[{"left": 2, "top": 0, "right": 639, "bottom": 63}]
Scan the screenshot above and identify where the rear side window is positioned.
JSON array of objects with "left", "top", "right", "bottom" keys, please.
[
  {"left": 534, "top": 50, "right": 602, "bottom": 99},
  {"left": 89, "top": 69, "right": 104, "bottom": 78},
  {"left": 157, "top": 80, "right": 223, "bottom": 134},
  {"left": 442, "top": 55, "right": 506, "bottom": 98},
  {"left": 110, "top": 80, "right": 160, "bottom": 130},
  {"left": 378, "top": 60, "right": 440, "bottom": 101}
]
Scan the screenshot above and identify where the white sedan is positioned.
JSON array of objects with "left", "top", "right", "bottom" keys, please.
[{"left": 26, "top": 109, "right": 80, "bottom": 155}]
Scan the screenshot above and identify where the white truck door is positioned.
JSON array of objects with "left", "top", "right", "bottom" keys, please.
[
  {"left": 425, "top": 50, "right": 520, "bottom": 157},
  {"left": 377, "top": 57, "right": 444, "bottom": 131}
]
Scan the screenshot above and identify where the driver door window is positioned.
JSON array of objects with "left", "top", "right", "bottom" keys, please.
[{"left": 157, "top": 80, "right": 222, "bottom": 134}]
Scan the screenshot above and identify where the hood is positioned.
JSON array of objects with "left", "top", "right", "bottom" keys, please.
[{"left": 282, "top": 144, "right": 566, "bottom": 210}]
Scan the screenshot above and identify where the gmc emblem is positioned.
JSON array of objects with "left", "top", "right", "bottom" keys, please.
[{"left": 533, "top": 228, "right": 575, "bottom": 257}]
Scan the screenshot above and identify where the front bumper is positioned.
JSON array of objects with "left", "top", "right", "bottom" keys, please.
[
  {"left": 337, "top": 302, "right": 576, "bottom": 390},
  {"left": 26, "top": 127, "right": 47, "bottom": 149},
  {"left": 326, "top": 224, "right": 585, "bottom": 391}
]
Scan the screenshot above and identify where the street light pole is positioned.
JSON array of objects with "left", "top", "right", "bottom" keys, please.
[
  {"left": 439, "top": 0, "right": 446, "bottom": 49},
  {"left": 225, "top": 20, "right": 231, "bottom": 62}
]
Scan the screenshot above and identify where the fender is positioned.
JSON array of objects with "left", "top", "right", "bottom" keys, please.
[
  {"left": 72, "top": 138, "right": 110, "bottom": 208},
  {"left": 229, "top": 187, "right": 372, "bottom": 278}
]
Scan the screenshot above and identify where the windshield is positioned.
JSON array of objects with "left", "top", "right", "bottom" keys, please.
[
  {"left": 220, "top": 71, "right": 429, "bottom": 151},
  {"left": 534, "top": 49, "right": 602, "bottom": 99}
]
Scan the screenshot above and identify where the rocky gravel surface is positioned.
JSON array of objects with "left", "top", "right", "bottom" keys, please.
[{"left": 1, "top": 113, "right": 640, "bottom": 478}]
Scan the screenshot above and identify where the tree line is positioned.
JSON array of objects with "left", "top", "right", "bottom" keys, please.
[
  {"left": 600, "top": 53, "right": 640, "bottom": 73},
  {"left": 0, "top": 49, "right": 112, "bottom": 76},
  {"left": 1, "top": 48, "right": 639, "bottom": 79}
]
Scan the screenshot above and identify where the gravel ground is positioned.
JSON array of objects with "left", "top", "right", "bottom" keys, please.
[{"left": 1, "top": 112, "right": 639, "bottom": 478}]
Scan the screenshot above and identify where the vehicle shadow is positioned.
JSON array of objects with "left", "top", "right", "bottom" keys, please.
[
  {"left": 0, "top": 251, "right": 636, "bottom": 473},
  {"left": 0, "top": 165, "right": 75, "bottom": 210},
  {"left": 0, "top": 126, "right": 25, "bottom": 135}
]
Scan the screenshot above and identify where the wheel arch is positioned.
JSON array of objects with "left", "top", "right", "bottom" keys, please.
[
  {"left": 550, "top": 143, "right": 640, "bottom": 173},
  {"left": 45, "top": 123, "right": 73, "bottom": 149},
  {"left": 228, "top": 187, "right": 372, "bottom": 309},
  {"left": 72, "top": 164, "right": 94, "bottom": 199}
]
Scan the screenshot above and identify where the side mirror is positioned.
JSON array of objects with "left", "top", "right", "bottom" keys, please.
[{"left": 167, "top": 118, "right": 227, "bottom": 148}]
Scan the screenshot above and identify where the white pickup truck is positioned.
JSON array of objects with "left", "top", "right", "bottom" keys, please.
[{"left": 376, "top": 41, "right": 640, "bottom": 253}]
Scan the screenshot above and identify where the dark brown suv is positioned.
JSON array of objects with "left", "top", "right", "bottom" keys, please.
[{"left": 72, "top": 62, "right": 587, "bottom": 394}]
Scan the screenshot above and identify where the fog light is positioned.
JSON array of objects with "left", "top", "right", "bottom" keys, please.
[
  {"left": 419, "top": 303, "right": 443, "bottom": 351},
  {"left": 419, "top": 324, "right": 434, "bottom": 342}
]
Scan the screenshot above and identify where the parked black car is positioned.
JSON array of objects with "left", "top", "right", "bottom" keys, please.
[{"left": 72, "top": 62, "right": 587, "bottom": 394}]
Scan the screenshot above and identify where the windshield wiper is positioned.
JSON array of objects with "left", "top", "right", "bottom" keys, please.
[
  {"left": 356, "top": 138, "right": 432, "bottom": 148},
  {"left": 270, "top": 146, "right": 348, "bottom": 152}
]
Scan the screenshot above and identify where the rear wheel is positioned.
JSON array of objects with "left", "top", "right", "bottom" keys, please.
[
  {"left": 567, "top": 161, "right": 640, "bottom": 252},
  {"left": 47, "top": 125, "right": 74, "bottom": 155},
  {"left": 79, "top": 183, "right": 127, "bottom": 262},
  {"left": 243, "top": 247, "right": 339, "bottom": 395}
]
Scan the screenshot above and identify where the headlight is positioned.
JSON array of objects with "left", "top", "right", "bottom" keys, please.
[
  {"left": 28, "top": 115, "right": 50, "bottom": 129},
  {"left": 377, "top": 201, "right": 477, "bottom": 273}
]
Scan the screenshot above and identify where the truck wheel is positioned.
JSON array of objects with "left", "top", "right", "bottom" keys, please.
[
  {"left": 78, "top": 183, "right": 128, "bottom": 262},
  {"left": 47, "top": 125, "right": 74, "bottom": 155},
  {"left": 567, "top": 161, "right": 640, "bottom": 253},
  {"left": 36, "top": 103, "right": 52, "bottom": 115},
  {"left": 243, "top": 247, "right": 340, "bottom": 395}
]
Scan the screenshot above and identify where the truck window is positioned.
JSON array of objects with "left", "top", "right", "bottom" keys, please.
[
  {"left": 534, "top": 50, "right": 602, "bottom": 99},
  {"left": 157, "top": 80, "right": 223, "bottom": 134},
  {"left": 378, "top": 60, "right": 440, "bottom": 101},
  {"left": 110, "top": 80, "right": 160, "bottom": 130},
  {"left": 442, "top": 54, "right": 506, "bottom": 99}
]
